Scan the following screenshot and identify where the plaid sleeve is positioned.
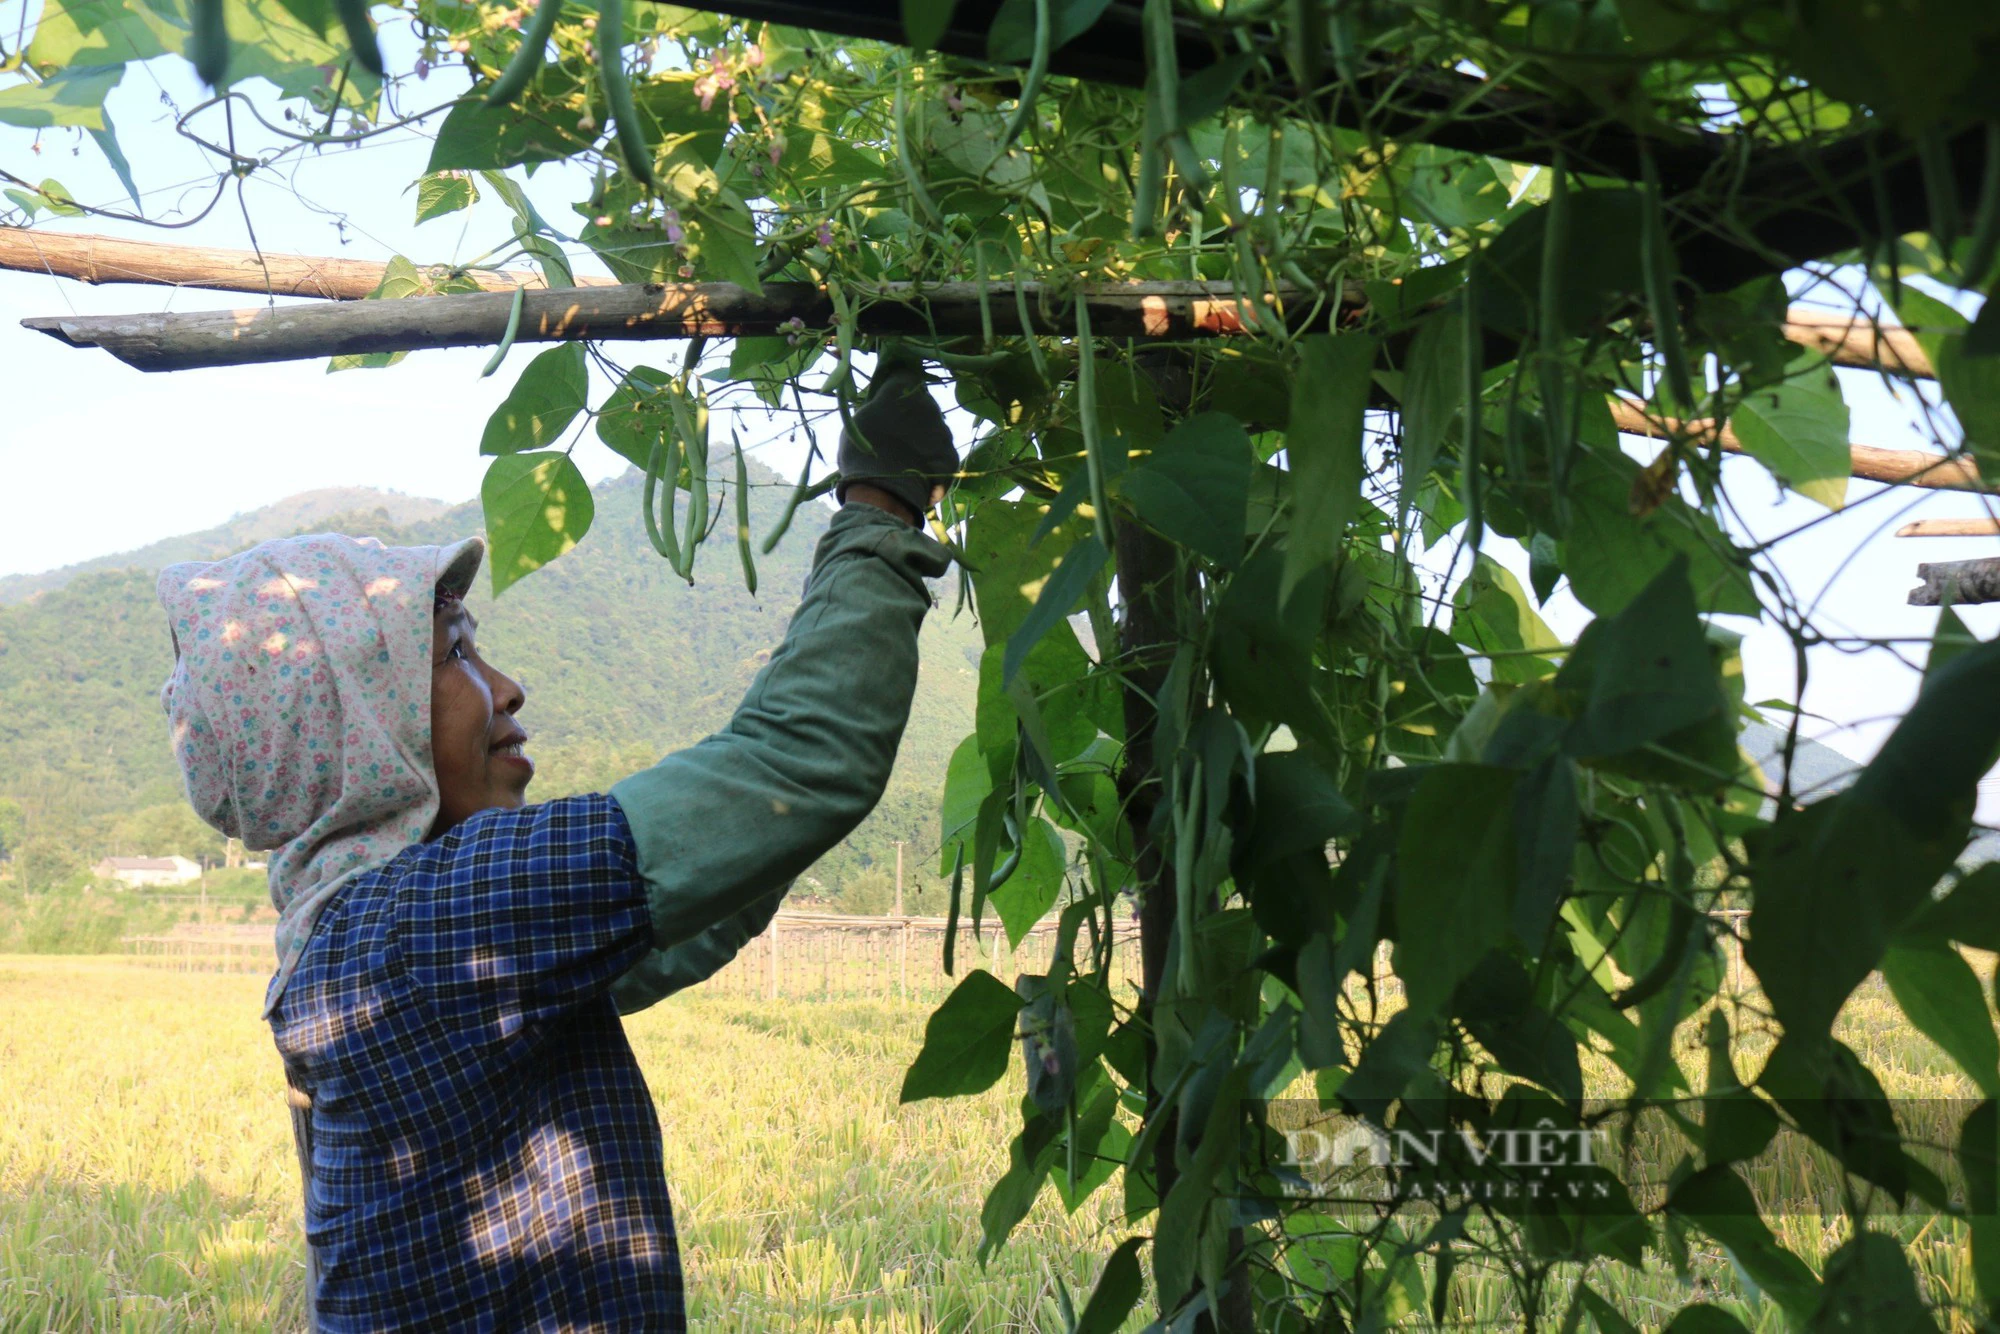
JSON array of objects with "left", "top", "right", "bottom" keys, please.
[{"left": 391, "top": 793, "right": 653, "bottom": 1024}]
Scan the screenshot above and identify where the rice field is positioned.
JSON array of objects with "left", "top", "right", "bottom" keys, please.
[{"left": 0, "top": 955, "right": 1990, "bottom": 1331}]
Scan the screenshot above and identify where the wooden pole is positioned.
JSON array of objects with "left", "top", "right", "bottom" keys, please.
[
  {"left": 893, "top": 840, "right": 905, "bottom": 919},
  {"left": 0, "top": 230, "right": 1946, "bottom": 382},
  {"left": 1896, "top": 518, "right": 2000, "bottom": 537},
  {"left": 1909, "top": 557, "right": 2000, "bottom": 605},
  {"left": 1608, "top": 395, "right": 1993, "bottom": 494},
  {"left": 20, "top": 279, "right": 1309, "bottom": 373}
]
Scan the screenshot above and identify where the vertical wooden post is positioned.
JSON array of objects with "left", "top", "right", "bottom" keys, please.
[
  {"left": 768, "top": 917, "right": 780, "bottom": 1001},
  {"left": 899, "top": 918, "right": 909, "bottom": 1001}
]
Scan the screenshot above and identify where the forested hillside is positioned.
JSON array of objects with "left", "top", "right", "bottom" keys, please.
[{"left": 0, "top": 467, "right": 980, "bottom": 907}]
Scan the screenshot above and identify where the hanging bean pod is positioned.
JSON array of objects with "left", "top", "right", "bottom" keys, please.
[
  {"left": 997, "top": 0, "right": 1050, "bottom": 155},
  {"left": 190, "top": 0, "right": 229, "bottom": 86},
  {"left": 1074, "top": 298, "right": 1113, "bottom": 551},
  {"left": 1640, "top": 149, "right": 1696, "bottom": 413},
  {"left": 733, "top": 434, "right": 758, "bottom": 596},
  {"left": 596, "top": 0, "right": 657, "bottom": 190},
  {"left": 335, "top": 0, "right": 385, "bottom": 78},
  {"left": 486, "top": 0, "right": 566, "bottom": 106}
]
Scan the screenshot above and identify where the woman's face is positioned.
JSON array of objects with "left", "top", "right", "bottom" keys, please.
[{"left": 429, "top": 602, "right": 533, "bottom": 837}]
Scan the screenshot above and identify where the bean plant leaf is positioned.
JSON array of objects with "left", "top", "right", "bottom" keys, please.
[
  {"left": 1452, "top": 555, "right": 1562, "bottom": 683},
  {"left": 1073, "top": 1235, "right": 1147, "bottom": 1334},
  {"left": 986, "top": 0, "right": 1114, "bottom": 63},
  {"left": 480, "top": 345, "right": 589, "bottom": 456},
  {"left": 0, "top": 65, "right": 120, "bottom": 128},
  {"left": 1398, "top": 308, "right": 1465, "bottom": 518},
  {"left": 1116, "top": 411, "right": 1251, "bottom": 568},
  {"left": 989, "top": 817, "right": 1067, "bottom": 948},
  {"left": 414, "top": 170, "right": 480, "bottom": 224},
  {"left": 89, "top": 111, "right": 142, "bottom": 211},
  {"left": 900, "top": 969, "right": 1022, "bottom": 1102},
  {"left": 1002, "top": 534, "right": 1108, "bottom": 685},
  {"left": 481, "top": 451, "right": 595, "bottom": 595},
  {"left": 1282, "top": 333, "right": 1378, "bottom": 603},
  {"left": 1809, "top": 1231, "right": 1938, "bottom": 1332},
  {"left": 902, "top": 0, "right": 959, "bottom": 49},
  {"left": 1562, "top": 445, "right": 1758, "bottom": 616},
  {"left": 1882, "top": 942, "right": 2000, "bottom": 1097},
  {"left": 1729, "top": 351, "right": 1851, "bottom": 510},
  {"left": 1395, "top": 765, "right": 1518, "bottom": 1015}
]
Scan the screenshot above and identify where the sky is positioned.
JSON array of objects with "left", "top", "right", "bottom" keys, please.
[{"left": 2, "top": 23, "right": 1997, "bottom": 819}]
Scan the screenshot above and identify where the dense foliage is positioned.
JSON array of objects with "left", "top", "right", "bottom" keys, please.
[{"left": 11, "top": 0, "right": 2000, "bottom": 1327}]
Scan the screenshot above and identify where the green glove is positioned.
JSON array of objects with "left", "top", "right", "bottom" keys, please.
[{"left": 836, "top": 350, "right": 958, "bottom": 522}]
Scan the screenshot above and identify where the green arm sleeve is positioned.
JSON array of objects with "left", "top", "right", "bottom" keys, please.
[{"left": 607, "top": 503, "right": 949, "bottom": 1010}]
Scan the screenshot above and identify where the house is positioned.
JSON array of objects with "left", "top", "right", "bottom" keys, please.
[{"left": 94, "top": 855, "right": 202, "bottom": 887}]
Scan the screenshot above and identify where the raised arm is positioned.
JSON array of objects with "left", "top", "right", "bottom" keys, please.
[{"left": 608, "top": 359, "right": 957, "bottom": 1008}]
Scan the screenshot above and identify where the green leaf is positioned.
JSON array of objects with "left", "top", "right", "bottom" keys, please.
[
  {"left": 33, "top": 178, "right": 83, "bottom": 217},
  {"left": 28, "top": 0, "right": 187, "bottom": 67},
  {"left": 686, "top": 198, "right": 763, "bottom": 293},
  {"left": 1555, "top": 555, "right": 1731, "bottom": 765},
  {"left": 1455, "top": 952, "right": 1582, "bottom": 1102},
  {"left": 1452, "top": 554, "right": 1562, "bottom": 684},
  {"left": 3, "top": 189, "right": 40, "bottom": 219},
  {"left": 414, "top": 170, "right": 480, "bottom": 224},
  {"left": 479, "top": 345, "right": 589, "bottom": 456},
  {"left": 1282, "top": 333, "right": 1377, "bottom": 603},
  {"left": 1396, "top": 765, "right": 1517, "bottom": 1015},
  {"left": 1212, "top": 544, "right": 1334, "bottom": 749},
  {"left": 1883, "top": 942, "right": 2000, "bottom": 1096},
  {"left": 480, "top": 451, "right": 595, "bottom": 595},
  {"left": 1809, "top": 1231, "right": 1939, "bottom": 1332},
  {"left": 0, "top": 67, "right": 120, "bottom": 129},
  {"left": 88, "top": 111, "right": 141, "bottom": 212},
  {"left": 1729, "top": 351, "right": 1851, "bottom": 510},
  {"left": 595, "top": 366, "right": 678, "bottom": 469},
  {"left": 1886, "top": 285, "right": 2000, "bottom": 485},
  {"left": 902, "top": 0, "right": 959, "bottom": 49},
  {"left": 1562, "top": 445, "right": 1758, "bottom": 617},
  {"left": 899, "top": 969, "right": 1023, "bottom": 1101},
  {"left": 1002, "top": 534, "right": 1107, "bottom": 685},
  {"left": 1073, "top": 1235, "right": 1146, "bottom": 1334},
  {"left": 1664, "top": 1166, "right": 1820, "bottom": 1321},
  {"left": 428, "top": 76, "right": 594, "bottom": 172},
  {"left": 966, "top": 497, "right": 1081, "bottom": 649},
  {"left": 938, "top": 735, "right": 999, "bottom": 872},
  {"left": 1116, "top": 411, "right": 1250, "bottom": 567},
  {"left": 1398, "top": 307, "right": 1465, "bottom": 517},
  {"left": 1473, "top": 188, "right": 1646, "bottom": 338},
  {"left": 986, "top": 0, "right": 1112, "bottom": 62},
  {"left": 1245, "top": 750, "right": 1359, "bottom": 868},
  {"left": 989, "top": 817, "right": 1066, "bottom": 948},
  {"left": 1897, "top": 864, "right": 2000, "bottom": 952}
]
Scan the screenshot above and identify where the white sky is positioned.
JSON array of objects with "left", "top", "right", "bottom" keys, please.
[{"left": 2, "top": 33, "right": 1997, "bottom": 819}]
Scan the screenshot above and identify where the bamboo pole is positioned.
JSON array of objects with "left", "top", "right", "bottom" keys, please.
[
  {"left": 0, "top": 230, "right": 1945, "bottom": 381},
  {"left": 0, "top": 227, "right": 593, "bottom": 299},
  {"left": 1896, "top": 518, "right": 2000, "bottom": 537},
  {"left": 20, "top": 279, "right": 1301, "bottom": 372},
  {"left": 1608, "top": 395, "right": 1992, "bottom": 493}
]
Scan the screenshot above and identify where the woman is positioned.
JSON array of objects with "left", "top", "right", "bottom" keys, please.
[{"left": 155, "top": 361, "right": 957, "bottom": 1330}]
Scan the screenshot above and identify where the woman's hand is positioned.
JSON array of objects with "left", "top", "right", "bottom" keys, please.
[{"left": 835, "top": 352, "right": 958, "bottom": 525}]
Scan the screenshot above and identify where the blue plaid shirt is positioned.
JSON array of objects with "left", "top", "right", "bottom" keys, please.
[{"left": 270, "top": 795, "right": 682, "bottom": 1332}]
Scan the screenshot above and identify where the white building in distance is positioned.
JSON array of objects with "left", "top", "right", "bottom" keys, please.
[{"left": 94, "top": 856, "right": 202, "bottom": 888}]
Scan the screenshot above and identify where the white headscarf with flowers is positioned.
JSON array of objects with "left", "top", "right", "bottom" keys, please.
[{"left": 157, "top": 532, "right": 484, "bottom": 1014}]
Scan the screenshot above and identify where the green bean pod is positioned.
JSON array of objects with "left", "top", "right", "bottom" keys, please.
[
  {"left": 759, "top": 453, "right": 817, "bottom": 555},
  {"left": 975, "top": 243, "right": 995, "bottom": 350},
  {"left": 1961, "top": 121, "right": 2000, "bottom": 287},
  {"left": 479, "top": 285, "right": 527, "bottom": 379},
  {"left": 485, "top": 0, "right": 565, "bottom": 106},
  {"left": 1459, "top": 275, "right": 1484, "bottom": 552},
  {"left": 1074, "top": 298, "right": 1113, "bottom": 551},
  {"left": 642, "top": 431, "right": 684, "bottom": 569},
  {"left": 997, "top": 0, "right": 1050, "bottom": 155},
  {"left": 1013, "top": 276, "right": 1048, "bottom": 380},
  {"left": 190, "top": 0, "right": 229, "bottom": 86},
  {"left": 1130, "top": 74, "right": 1165, "bottom": 239},
  {"left": 1639, "top": 150, "right": 1696, "bottom": 413},
  {"left": 893, "top": 73, "right": 941, "bottom": 224},
  {"left": 943, "top": 844, "right": 966, "bottom": 975},
  {"left": 668, "top": 385, "right": 708, "bottom": 579},
  {"left": 1917, "top": 126, "right": 1963, "bottom": 248},
  {"left": 335, "top": 0, "right": 385, "bottom": 78},
  {"left": 733, "top": 434, "right": 758, "bottom": 595},
  {"left": 596, "top": 0, "right": 656, "bottom": 190}
]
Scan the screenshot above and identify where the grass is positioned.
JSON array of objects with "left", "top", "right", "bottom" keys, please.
[
  {"left": 0, "top": 955, "right": 1990, "bottom": 1331},
  {"left": 0, "top": 956, "right": 1132, "bottom": 1333}
]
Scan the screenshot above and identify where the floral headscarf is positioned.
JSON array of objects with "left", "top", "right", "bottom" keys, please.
[{"left": 157, "top": 533, "right": 484, "bottom": 1013}]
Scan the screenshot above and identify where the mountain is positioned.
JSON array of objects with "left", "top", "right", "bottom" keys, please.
[
  {"left": 0, "top": 488, "right": 457, "bottom": 606},
  {"left": 0, "top": 469, "right": 982, "bottom": 907}
]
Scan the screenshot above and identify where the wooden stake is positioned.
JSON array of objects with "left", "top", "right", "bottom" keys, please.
[
  {"left": 0, "top": 230, "right": 1947, "bottom": 382},
  {"left": 20, "top": 279, "right": 1303, "bottom": 372},
  {"left": 1896, "top": 518, "right": 2000, "bottom": 537},
  {"left": 1609, "top": 395, "right": 1992, "bottom": 493}
]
